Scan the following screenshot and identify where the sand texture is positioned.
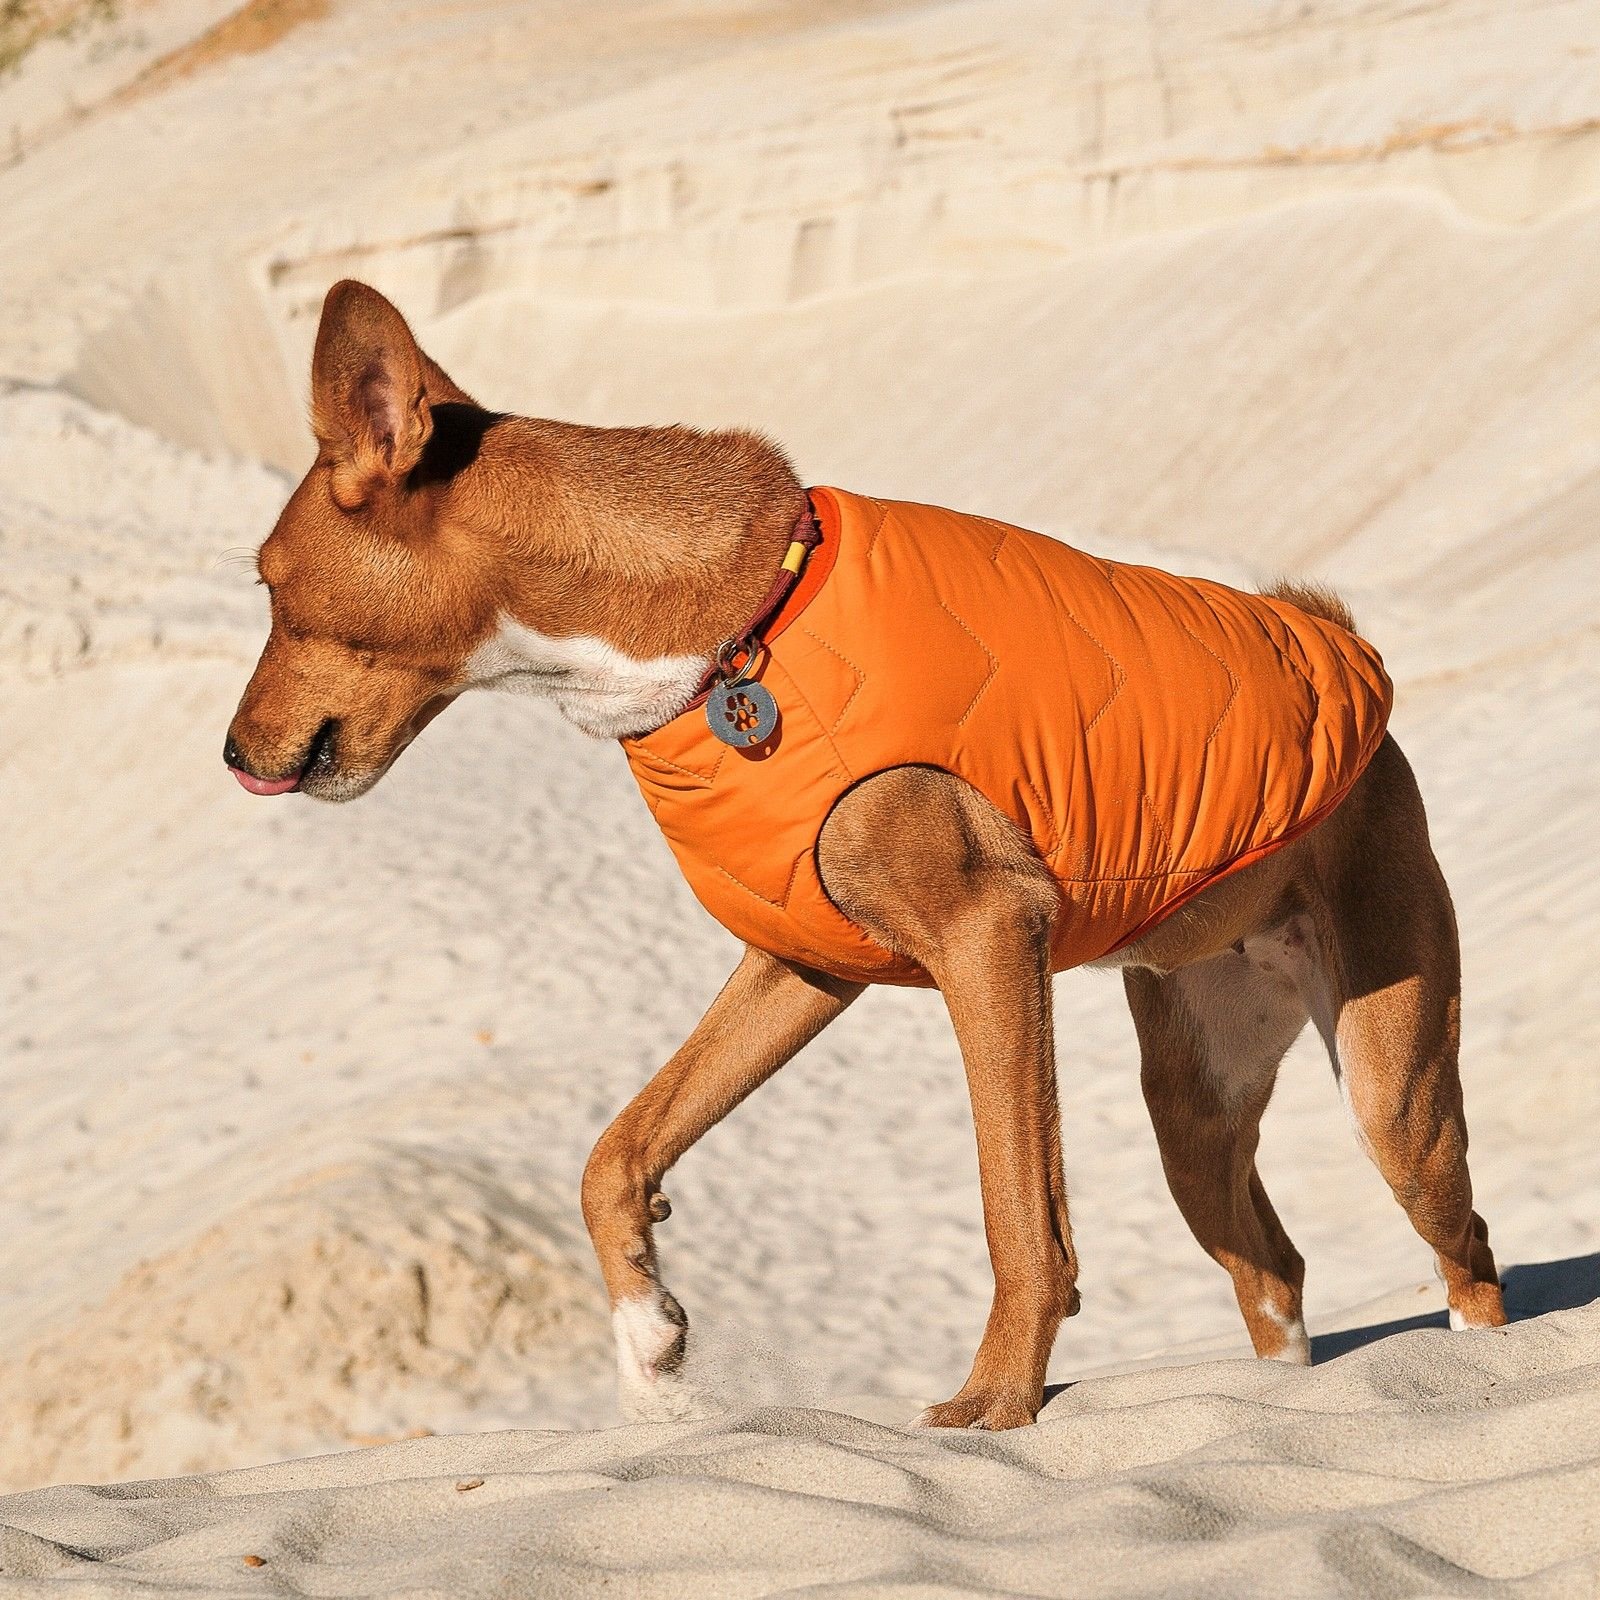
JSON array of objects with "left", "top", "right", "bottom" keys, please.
[
  {"left": 1, "top": 0, "right": 1598, "bottom": 1593},
  {"left": 3, "top": 1304, "right": 1600, "bottom": 1597}
]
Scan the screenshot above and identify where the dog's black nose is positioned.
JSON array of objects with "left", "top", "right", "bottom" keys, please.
[
  {"left": 223, "top": 734, "right": 247, "bottom": 772},
  {"left": 304, "top": 718, "right": 338, "bottom": 773}
]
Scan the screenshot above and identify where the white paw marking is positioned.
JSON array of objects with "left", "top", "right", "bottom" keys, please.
[
  {"left": 1259, "top": 1296, "right": 1311, "bottom": 1364},
  {"left": 1449, "top": 1306, "right": 1468, "bottom": 1332},
  {"left": 613, "top": 1289, "right": 707, "bottom": 1422}
]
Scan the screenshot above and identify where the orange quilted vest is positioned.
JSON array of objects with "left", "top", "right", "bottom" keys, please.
[{"left": 622, "top": 487, "right": 1392, "bottom": 987}]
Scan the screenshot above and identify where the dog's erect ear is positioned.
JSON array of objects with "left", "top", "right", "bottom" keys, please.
[
  {"left": 310, "top": 280, "right": 467, "bottom": 508},
  {"left": 419, "top": 350, "right": 475, "bottom": 409}
]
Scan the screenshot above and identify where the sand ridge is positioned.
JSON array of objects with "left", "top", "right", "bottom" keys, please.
[{"left": 4, "top": 1308, "right": 1600, "bottom": 1595}]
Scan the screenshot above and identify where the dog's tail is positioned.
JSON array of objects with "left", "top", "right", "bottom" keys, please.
[{"left": 1260, "top": 578, "right": 1360, "bottom": 636}]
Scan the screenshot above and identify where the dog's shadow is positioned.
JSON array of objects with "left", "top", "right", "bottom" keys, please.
[
  {"left": 1041, "top": 1252, "right": 1600, "bottom": 1405},
  {"left": 1308, "top": 1250, "right": 1600, "bottom": 1362}
]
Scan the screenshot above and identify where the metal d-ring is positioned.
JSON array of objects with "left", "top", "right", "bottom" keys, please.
[
  {"left": 706, "top": 636, "right": 780, "bottom": 747},
  {"left": 715, "top": 636, "right": 761, "bottom": 687}
]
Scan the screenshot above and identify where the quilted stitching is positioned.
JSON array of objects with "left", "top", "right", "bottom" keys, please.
[
  {"left": 967, "top": 513, "right": 1013, "bottom": 562},
  {"left": 1019, "top": 773, "right": 1061, "bottom": 859},
  {"left": 1138, "top": 791, "right": 1176, "bottom": 875},
  {"left": 800, "top": 626, "right": 867, "bottom": 735},
  {"left": 715, "top": 850, "right": 809, "bottom": 912},
  {"left": 628, "top": 742, "right": 730, "bottom": 788},
  {"left": 860, "top": 497, "right": 892, "bottom": 564},
  {"left": 1172, "top": 595, "right": 1243, "bottom": 755},
  {"left": 1056, "top": 595, "right": 1127, "bottom": 737},
  {"left": 1058, "top": 861, "right": 1217, "bottom": 885},
  {"left": 937, "top": 599, "right": 1000, "bottom": 726}
]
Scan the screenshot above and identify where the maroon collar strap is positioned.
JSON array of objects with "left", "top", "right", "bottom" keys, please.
[{"left": 687, "top": 497, "right": 825, "bottom": 708}]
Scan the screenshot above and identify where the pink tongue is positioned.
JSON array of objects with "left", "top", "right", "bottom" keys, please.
[{"left": 230, "top": 766, "right": 301, "bottom": 796}]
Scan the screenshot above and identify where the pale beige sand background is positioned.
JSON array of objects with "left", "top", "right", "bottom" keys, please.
[{"left": 1, "top": 0, "right": 1598, "bottom": 1593}]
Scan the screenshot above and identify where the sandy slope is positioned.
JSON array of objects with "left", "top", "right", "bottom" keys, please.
[{"left": 1, "top": 0, "right": 1599, "bottom": 1592}]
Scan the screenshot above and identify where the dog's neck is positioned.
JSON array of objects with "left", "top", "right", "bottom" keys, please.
[{"left": 446, "top": 414, "right": 807, "bottom": 740}]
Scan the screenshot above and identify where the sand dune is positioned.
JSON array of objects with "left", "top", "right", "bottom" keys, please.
[
  {"left": 5, "top": 1301, "right": 1600, "bottom": 1595},
  {"left": 2, "top": 0, "right": 1598, "bottom": 1591},
  {"left": 0, "top": 1151, "right": 610, "bottom": 1491}
]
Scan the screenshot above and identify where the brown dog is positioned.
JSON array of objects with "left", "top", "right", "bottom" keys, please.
[{"left": 226, "top": 281, "right": 1505, "bottom": 1431}]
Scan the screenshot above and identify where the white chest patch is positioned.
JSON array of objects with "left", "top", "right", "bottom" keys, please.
[{"left": 462, "top": 616, "right": 708, "bottom": 740}]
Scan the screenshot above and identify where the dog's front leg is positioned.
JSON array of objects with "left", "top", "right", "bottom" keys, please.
[
  {"left": 819, "top": 767, "right": 1079, "bottom": 1431},
  {"left": 911, "top": 893, "right": 1079, "bottom": 1430},
  {"left": 581, "top": 945, "right": 861, "bottom": 1421}
]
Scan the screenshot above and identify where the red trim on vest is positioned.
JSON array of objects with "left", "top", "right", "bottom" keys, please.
[
  {"left": 768, "top": 487, "right": 841, "bottom": 643},
  {"left": 682, "top": 491, "right": 842, "bottom": 711}
]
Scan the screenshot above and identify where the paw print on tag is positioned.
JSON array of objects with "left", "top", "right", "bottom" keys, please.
[{"left": 706, "top": 680, "right": 779, "bottom": 747}]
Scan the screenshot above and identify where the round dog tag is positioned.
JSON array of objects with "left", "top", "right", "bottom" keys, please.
[{"left": 706, "top": 679, "right": 779, "bottom": 747}]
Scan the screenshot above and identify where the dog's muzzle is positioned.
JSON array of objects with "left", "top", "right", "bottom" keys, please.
[{"left": 224, "top": 719, "right": 337, "bottom": 796}]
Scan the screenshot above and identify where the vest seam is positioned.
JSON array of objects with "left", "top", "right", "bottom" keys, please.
[
  {"left": 1104, "top": 770, "right": 1373, "bottom": 954},
  {"left": 1058, "top": 862, "right": 1218, "bottom": 885},
  {"left": 966, "top": 514, "right": 1013, "bottom": 562},
  {"left": 628, "top": 744, "right": 730, "bottom": 787},
  {"left": 1227, "top": 595, "right": 1323, "bottom": 836},
  {"left": 715, "top": 853, "right": 804, "bottom": 911},
  {"left": 936, "top": 599, "right": 1000, "bottom": 725},
  {"left": 770, "top": 654, "right": 856, "bottom": 783},
  {"left": 1019, "top": 772, "right": 1062, "bottom": 859},
  {"left": 1138, "top": 791, "right": 1176, "bottom": 874},
  {"left": 1055, "top": 571, "right": 1127, "bottom": 736},
  {"left": 1260, "top": 611, "right": 1327, "bottom": 827},
  {"left": 860, "top": 498, "right": 892, "bottom": 564},
  {"left": 799, "top": 626, "right": 867, "bottom": 734},
  {"left": 1172, "top": 596, "right": 1244, "bottom": 756}
]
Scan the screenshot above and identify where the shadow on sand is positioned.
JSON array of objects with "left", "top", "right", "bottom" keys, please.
[
  {"left": 1039, "top": 1254, "right": 1600, "bottom": 1406},
  {"left": 1309, "top": 1250, "right": 1600, "bottom": 1363}
]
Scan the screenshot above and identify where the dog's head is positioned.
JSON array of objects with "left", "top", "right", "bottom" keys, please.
[{"left": 224, "top": 281, "right": 499, "bottom": 802}]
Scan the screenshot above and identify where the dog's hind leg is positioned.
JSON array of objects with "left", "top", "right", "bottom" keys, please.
[
  {"left": 1303, "top": 738, "right": 1506, "bottom": 1332},
  {"left": 581, "top": 946, "right": 861, "bottom": 1420},
  {"left": 1125, "top": 952, "right": 1313, "bottom": 1362}
]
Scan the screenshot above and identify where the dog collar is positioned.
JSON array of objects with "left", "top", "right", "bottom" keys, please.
[{"left": 694, "top": 496, "right": 826, "bottom": 746}]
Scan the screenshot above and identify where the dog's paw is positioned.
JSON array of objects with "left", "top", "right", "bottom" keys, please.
[
  {"left": 612, "top": 1286, "right": 719, "bottom": 1423},
  {"left": 911, "top": 1388, "right": 1039, "bottom": 1432}
]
